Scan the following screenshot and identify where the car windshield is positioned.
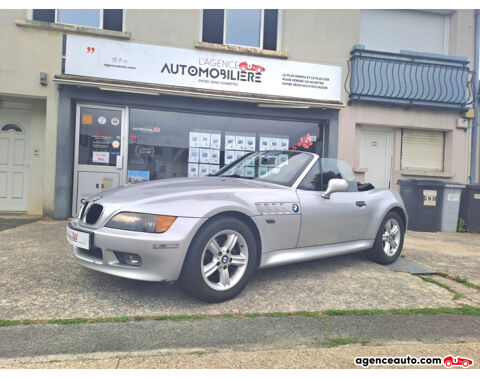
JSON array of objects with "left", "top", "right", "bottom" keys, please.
[{"left": 215, "top": 151, "right": 314, "bottom": 187}]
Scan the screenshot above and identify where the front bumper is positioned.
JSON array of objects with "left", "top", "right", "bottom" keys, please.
[{"left": 68, "top": 216, "right": 206, "bottom": 282}]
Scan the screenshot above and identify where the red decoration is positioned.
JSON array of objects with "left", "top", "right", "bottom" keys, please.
[{"left": 298, "top": 134, "right": 313, "bottom": 149}]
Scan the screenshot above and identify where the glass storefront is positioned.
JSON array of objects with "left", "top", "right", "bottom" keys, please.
[
  {"left": 127, "top": 108, "right": 324, "bottom": 183},
  {"left": 72, "top": 103, "right": 328, "bottom": 216},
  {"left": 78, "top": 106, "right": 123, "bottom": 167}
]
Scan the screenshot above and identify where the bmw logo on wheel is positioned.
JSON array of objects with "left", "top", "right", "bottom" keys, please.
[{"left": 292, "top": 204, "right": 299, "bottom": 213}]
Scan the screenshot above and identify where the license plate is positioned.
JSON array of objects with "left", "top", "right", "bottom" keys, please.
[{"left": 66, "top": 225, "right": 91, "bottom": 250}]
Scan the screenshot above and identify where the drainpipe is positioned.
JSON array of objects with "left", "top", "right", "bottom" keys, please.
[{"left": 471, "top": 10, "right": 480, "bottom": 183}]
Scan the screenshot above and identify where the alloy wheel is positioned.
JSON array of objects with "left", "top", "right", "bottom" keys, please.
[
  {"left": 200, "top": 230, "right": 249, "bottom": 291},
  {"left": 382, "top": 218, "right": 401, "bottom": 256}
]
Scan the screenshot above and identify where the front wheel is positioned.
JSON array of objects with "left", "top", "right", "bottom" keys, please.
[
  {"left": 179, "top": 216, "right": 257, "bottom": 302},
  {"left": 365, "top": 211, "right": 404, "bottom": 264}
]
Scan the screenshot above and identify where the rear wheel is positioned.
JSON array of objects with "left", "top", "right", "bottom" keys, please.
[
  {"left": 179, "top": 216, "right": 257, "bottom": 302},
  {"left": 365, "top": 211, "right": 404, "bottom": 264}
]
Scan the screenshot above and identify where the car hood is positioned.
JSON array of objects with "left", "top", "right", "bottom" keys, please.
[
  {"left": 95, "top": 177, "right": 286, "bottom": 203},
  {"left": 87, "top": 177, "right": 297, "bottom": 220}
]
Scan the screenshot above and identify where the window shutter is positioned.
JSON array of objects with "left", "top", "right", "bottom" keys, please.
[
  {"left": 202, "top": 9, "right": 224, "bottom": 44},
  {"left": 359, "top": 10, "right": 446, "bottom": 54},
  {"left": 263, "top": 9, "right": 278, "bottom": 50},
  {"left": 33, "top": 9, "right": 55, "bottom": 23},
  {"left": 401, "top": 130, "right": 444, "bottom": 171},
  {"left": 103, "top": 9, "right": 123, "bottom": 31}
]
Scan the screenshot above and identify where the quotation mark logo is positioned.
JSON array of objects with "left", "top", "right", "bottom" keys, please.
[{"left": 86, "top": 46, "right": 96, "bottom": 54}]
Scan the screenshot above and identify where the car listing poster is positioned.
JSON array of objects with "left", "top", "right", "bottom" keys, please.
[
  {"left": 188, "top": 131, "right": 289, "bottom": 177},
  {"left": 189, "top": 131, "right": 222, "bottom": 177}
]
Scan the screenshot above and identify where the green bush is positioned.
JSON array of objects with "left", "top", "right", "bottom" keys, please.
[{"left": 457, "top": 218, "right": 467, "bottom": 232}]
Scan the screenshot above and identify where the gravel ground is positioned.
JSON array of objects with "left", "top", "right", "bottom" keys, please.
[
  {"left": 2, "top": 342, "right": 479, "bottom": 369},
  {"left": 404, "top": 231, "right": 480, "bottom": 285},
  {"left": 0, "top": 221, "right": 461, "bottom": 320}
]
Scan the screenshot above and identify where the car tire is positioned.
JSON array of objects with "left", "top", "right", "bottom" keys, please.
[
  {"left": 179, "top": 216, "right": 258, "bottom": 303},
  {"left": 365, "top": 211, "right": 404, "bottom": 265}
]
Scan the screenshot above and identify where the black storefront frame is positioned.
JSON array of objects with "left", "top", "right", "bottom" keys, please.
[{"left": 54, "top": 85, "right": 340, "bottom": 219}]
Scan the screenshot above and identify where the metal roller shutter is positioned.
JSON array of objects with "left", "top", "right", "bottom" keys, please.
[{"left": 401, "top": 130, "right": 444, "bottom": 171}]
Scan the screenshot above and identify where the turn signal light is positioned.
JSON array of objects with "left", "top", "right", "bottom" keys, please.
[{"left": 155, "top": 215, "right": 177, "bottom": 233}]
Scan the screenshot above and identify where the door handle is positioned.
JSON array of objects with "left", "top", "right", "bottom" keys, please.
[{"left": 356, "top": 201, "right": 367, "bottom": 208}]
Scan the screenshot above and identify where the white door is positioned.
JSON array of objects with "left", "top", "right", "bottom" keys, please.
[
  {"left": 0, "top": 112, "right": 30, "bottom": 212},
  {"left": 360, "top": 128, "right": 393, "bottom": 189}
]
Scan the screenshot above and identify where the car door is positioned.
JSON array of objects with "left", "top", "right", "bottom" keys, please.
[{"left": 296, "top": 158, "right": 372, "bottom": 247}]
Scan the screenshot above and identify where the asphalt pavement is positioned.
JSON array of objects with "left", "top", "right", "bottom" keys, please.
[{"left": 1, "top": 313, "right": 480, "bottom": 359}]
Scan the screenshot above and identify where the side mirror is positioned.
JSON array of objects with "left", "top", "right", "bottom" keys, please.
[{"left": 321, "top": 178, "right": 349, "bottom": 199}]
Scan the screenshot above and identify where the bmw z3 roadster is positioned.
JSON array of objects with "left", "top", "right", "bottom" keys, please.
[{"left": 67, "top": 151, "right": 407, "bottom": 302}]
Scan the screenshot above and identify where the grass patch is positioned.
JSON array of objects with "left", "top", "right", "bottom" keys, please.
[
  {"left": 452, "top": 275, "right": 480, "bottom": 291},
  {"left": 295, "top": 311, "right": 320, "bottom": 317},
  {"left": 225, "top": 311, "right": 320, "bottom": 319},
  {"left": 317, "top": 338, "right": 368, "bottom": 348},
  {"left": 323, "top": 309, "right": 387, "bottom": 316},
  {"left": 420, "top": 277, "right": 465, "bottom": 300},
  {"left": 48, "top": 318, "right": 89, "bottom": 325},
  {"left": 188, "top": 351, "right": 206, "bottom": 356},
  {"left": 388, "top": 305, "right": 480, "bottom": 316},
  {"left": 1, "top": 306, "right": 480, "bottom": 328},
  {"left": 323, "top": 306, "right": 480, "bottom": 317},
  {"left": 436, "top": 272, "right": 480, "bottom": 291},
  {"left": 153, "top": 314, "right": 207, "bottom": 322},
  {"left": 0, "top": 320, "right": 20, "bottom": 327},
  {"left": 421, "top": 277, "right": 451, "bottom": 290}
]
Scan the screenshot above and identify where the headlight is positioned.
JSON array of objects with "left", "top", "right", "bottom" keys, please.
[{"left": 106, "top": 212, "right": 176, "bottom": 233}]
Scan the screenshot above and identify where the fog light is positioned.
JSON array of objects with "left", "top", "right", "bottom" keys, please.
[
  {"left": 125, "top": 253, "right": 142, "bottom": 267},
  {"left": 115, "top": 251, "right": 142, "bottom": 267}
]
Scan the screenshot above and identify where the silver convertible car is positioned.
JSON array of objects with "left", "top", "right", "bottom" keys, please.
[{"left": 67, "top": 151, "right": 407, "bottom": 302}]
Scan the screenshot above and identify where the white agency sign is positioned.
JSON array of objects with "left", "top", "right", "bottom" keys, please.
[{"left": 64, "top": 35, "right": 342, "bottom": 102}]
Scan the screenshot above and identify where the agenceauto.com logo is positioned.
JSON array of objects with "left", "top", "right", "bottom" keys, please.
[{"left": 355, "top": 355, "right": 474, "bottom": 368}]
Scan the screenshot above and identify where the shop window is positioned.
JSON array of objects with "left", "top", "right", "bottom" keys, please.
[
  {"left": 127, "top": 108, "right": 323, "bottom": 183},
  {"left": 202, "top": 9, "right": 278, "bottom": 50},
  {"left": 298, "top": 159, "right": 357, "bottom": 192},
  {"left": 401, "top": 129, "right": 445, "bottom": 171},
  {"left": 32, "top": 9, "right": 123, "bottom": 31}
]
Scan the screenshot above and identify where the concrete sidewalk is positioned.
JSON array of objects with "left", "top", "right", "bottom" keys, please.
[
  {"left": 2, "top": 313, "right": 480, "bottom": 358},
  {"left": 2, "top": 342, "right": 479, "bottom": 369},
  {"left": 404, "top": 231, "right": 480, "bottom": 286},
  {"left": 1, "top": 314, "right": 480, "bottom": 368},
  {"left": 1, "top": 220, "right": 474, "bottom": 320}
]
